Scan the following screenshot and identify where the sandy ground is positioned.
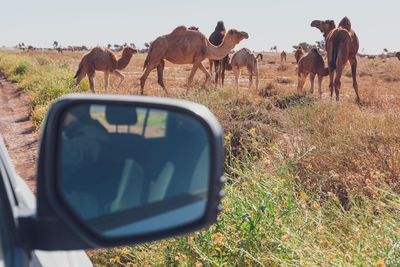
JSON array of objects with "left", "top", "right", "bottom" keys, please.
[{"left": 0, "top": 75, "right": 38, "bottom": 192}]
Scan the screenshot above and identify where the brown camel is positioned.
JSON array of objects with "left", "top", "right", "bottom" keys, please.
[
  {"left": 281, "top": 51, "right": 287, "bottom": 62},
  {"left": 311, "top": 17, "right": 360, "bottom": 103},
  {"left": 229, "top": 48, "right": 262, "bottom": 90},
  {"left": 297, "top": 48, "right": 329, "bottom": 97},
  {"left": 74, "top": 46, "right": 137, "bottom": 93},
  {"left": 294, "top": 46, "right": 305, "bottom": 63},
  {"left": 208, "top": 21, "right": 230, "bottom": 87},
  {"left": 140, "top": 25, "right": 248, "bottom": 94},
  {"left": 396, "top": 52, "right": 400, "bottom": 61}
]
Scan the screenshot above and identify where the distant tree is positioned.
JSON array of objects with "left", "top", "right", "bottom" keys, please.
[
  {"left": 123, "top": 42, "right": 127, "bottom": 47},
  {"left": 130, "top": 43, "right": 136, "bottom": 48},
  {"left": 144, "top": 42, "right": 150, "bottom": 48},
  {"left": 270, "top": 45, "right": 277, "bottom": 52},
  {"left": 107, "top": 44, "right": 112, "bottom": 49},
  {"left": 292, "top": 42, "right": 313, "bottom": 52},
  {"left": 383, "top": 48, "right": 388, "bottom": 54},
  {"left": 53, "top": 41, "right": 58, "bottom": 49}
]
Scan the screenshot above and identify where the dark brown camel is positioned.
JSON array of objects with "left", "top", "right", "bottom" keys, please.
[
  {"left": 311, "top": 17, "right": 360, "bottom": 103},
  {"left": 396, "top": 52, "right": 400, "bottom": 61},
  {"left": 208, "top": 21, "right": 230, "bottom": 87}
]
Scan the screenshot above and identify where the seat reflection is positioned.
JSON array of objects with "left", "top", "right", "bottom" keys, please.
[{"left": 59, "top": 104, "right": 210, "bottom": 236}]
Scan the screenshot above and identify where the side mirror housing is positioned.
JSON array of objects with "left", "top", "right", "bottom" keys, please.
[{"left": 20, "top": 94, "right": 225, "bottom": 250}]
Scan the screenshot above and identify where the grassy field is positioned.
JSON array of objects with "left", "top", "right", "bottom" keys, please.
[{"left": 1, "top": 49, "right": 400, "bottom": 266}]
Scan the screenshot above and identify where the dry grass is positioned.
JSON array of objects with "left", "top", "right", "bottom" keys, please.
[{"left": 1, "top": 50, "right": 400, "bottom": 265}]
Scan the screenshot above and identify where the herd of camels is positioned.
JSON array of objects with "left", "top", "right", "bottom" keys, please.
[{"left": 73, "top": 17, "right": 400, "bottom": 104}]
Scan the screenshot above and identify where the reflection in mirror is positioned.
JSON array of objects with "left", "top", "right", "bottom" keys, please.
[{"left": 58, "top": 104, "right": 210, "bottom": 237}]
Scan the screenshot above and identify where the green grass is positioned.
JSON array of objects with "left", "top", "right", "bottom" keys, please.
[{"left": 0, "top": 50, "right": 88, "bottom": 128}]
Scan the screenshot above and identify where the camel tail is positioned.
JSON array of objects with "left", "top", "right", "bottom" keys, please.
[
  {"left": 74, "top": 62, "right": 84, "bottom": 79},
  {"left": 328, "top": 39, "right": 340, "bottom": 70},
  {"left": 143, "top": 44, "right": 154, "bottom": 70}
]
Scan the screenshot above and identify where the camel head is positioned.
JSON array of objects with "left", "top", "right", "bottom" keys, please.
[
  {"left": 225, "top": 54, "right": 232, "bottom": 71},
  {"left": 338, "top": 17, "right": 352, "bottom": 31},
  {"left": 396, "top": 52, "right": 400, "bottom": 61},
  {"left": 215, "top": 21, "right": 226, "bottom": 33},
  {"left": 311, "top": 20, "right": 336, "bottom": 37},
  {"left": 225, "top": 29, "right": 249, "bottom": 45},
  {"left": 294, "top": 46, "right": 305, "bottom": 63},
  {"left": 122, "top": 46, "right": 138, "bottom": 56}
]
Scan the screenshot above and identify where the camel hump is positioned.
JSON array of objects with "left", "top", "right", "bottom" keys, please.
[
  {"left": 338, "top": 17, "right": 351, "bottom": 31},
  {"left": 171, "top": 26, "right": 189, "bottom": 35}
]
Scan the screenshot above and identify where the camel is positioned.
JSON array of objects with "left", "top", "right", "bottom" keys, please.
[
  {"left": 294, "top": 46, "right": 305, "bottom": 63},
  {"left": 311, "top": 17, "right": 360, "bottom": 103},
  {"left": 229, "top": 48, "right": 262, "bottom": 90},
  {"left": 396, "top": 52, "right": 400, "bottom": 61},
  {"left": 297, "top": 48, "right": 329, "bottom": 97},
  {"left": 208, "top": 21, "right": 230, "bottom": 87},
  {"left": 281, "top": 51, "right": 287, "bottom": 62},
  {"left": 140, "top": 25, "right": 248, "bottom": 94},
  {"left": 74, "top": 46, "right": 137, "bottom": 93},
  {"left": 188, "top": 26, "right": 199, "bottom": 31}
]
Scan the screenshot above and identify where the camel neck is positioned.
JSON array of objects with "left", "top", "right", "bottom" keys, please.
[
  {"left": 206, "top": 36, "right": 235, "bottom": 60},
  {"left": 117, "top": 52, "right": 133, "bottom": 70}
]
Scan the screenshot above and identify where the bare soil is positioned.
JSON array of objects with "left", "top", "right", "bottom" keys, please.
[{"left": 0, "top": 76, "right": 38, "bottom": 192}]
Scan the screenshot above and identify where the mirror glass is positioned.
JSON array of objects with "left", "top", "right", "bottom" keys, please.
[{"left": 58, "top": 104, "right": 210, "bottom": 237}]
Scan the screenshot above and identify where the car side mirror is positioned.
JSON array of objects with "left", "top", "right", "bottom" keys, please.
[{"left": 20, "top": 94, "right": 225, "bottom": 250}]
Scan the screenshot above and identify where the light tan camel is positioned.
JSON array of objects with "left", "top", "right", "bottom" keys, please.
[
  {"left": 311, "top": 17, "right": 360, "bottom": 103},
  {"left": 396, "top": 52, "right": 400, "bottom": 61},
  {"left": 229, "top": 48, "right": 262, "bottom": 90},
  {"left": 297, "top": 48, "right": 329, "bottom": 97},
  {"left": 74, "top": 46, "right": 137, "bottom": 93},
  {"left": 281, "top": 51, "right": 287, "bottom": 62},
  {"left": 294, "top": 46, "right": 305, "bottom": 63},
  {"left": 140, "top": 25, "right": 248, "bottom": 95}
]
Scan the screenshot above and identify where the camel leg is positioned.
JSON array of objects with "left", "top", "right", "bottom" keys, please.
[
  {"left": 328, "top": 70, "right": 335, "bottom": 99},
  {"left": 349, "top": 57, "right": 360, "bottom": 104},
  {"left": 221, "top": 64, "right": 226, "bottom": 88},
  {"left": 232, "top": 66, "right": 240, "bottom": 90},
  {"left": 297, "top": 72, "right": 308, "bottom": 95},
  {"left": 112, "top": 70, "right": 125, "bottom": 89},
  {"left": 156, "top": 59, "right": 168, "bottom": 95},
  {"left": 187, "top": 62, "right": 201, "bottom": 91},
  {"left": 334, "top": 63, "right": 345, "bottom": 102},
  {"left": 255, "top": 65, "right": 259, "bottom": 91},
  {"left": 248, "top": 70, "right": 253, "bottom": 89},
  {"left": 140, "top": 64, "right": 158, "bottom": 95},
  {"left": 214, "top": 61, "right": 219, "bottom": 85},
  {"left": 198, "top": 62, "right": 211, "bottom": 88},
  {"left": 317, "top": 75, "right": 323, "bottom": 99},
  {"left": 217, "top": 61, "right": 223, "bottom": 87},
  {"left": 104, "top": 71, "right": 110, "bottom": 92},
  {"left": 88, "top": 72, "right": 95, "bottom": 93},
  {"left": 309, "top": 72, "right": 315, "bottom": 94},
  {"left": 209, "top": 59, "right": 213, "bottom": 75}
]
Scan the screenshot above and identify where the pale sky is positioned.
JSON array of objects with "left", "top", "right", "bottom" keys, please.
[{"left": 1, "top": 0, "right": 399, "bottom": 54}]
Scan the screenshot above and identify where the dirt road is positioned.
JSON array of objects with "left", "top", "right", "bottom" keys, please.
[{"left": 0, "top": 76, "right": 38, "bottom": 192}]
